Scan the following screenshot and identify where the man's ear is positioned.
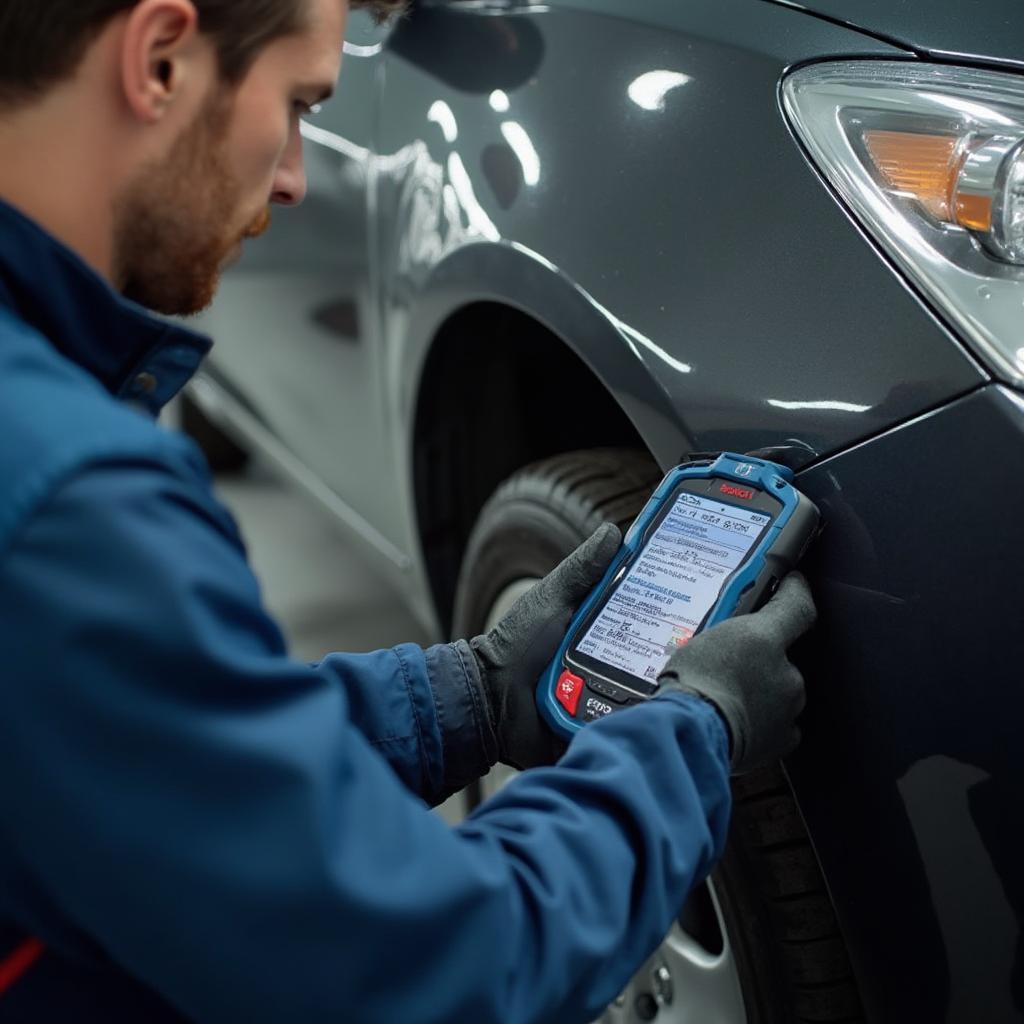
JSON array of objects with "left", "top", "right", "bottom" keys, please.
[{"left": 119, "top": 0, "right": 205, "bottom": 123}]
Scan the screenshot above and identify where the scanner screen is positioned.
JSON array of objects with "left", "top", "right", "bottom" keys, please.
[{"left": 575, "top": 492, "right": 770, "bottom": 687}]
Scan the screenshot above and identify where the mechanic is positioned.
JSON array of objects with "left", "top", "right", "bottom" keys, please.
[{"left": 0, "top": 1, "right": 816, "bottom": 1021}]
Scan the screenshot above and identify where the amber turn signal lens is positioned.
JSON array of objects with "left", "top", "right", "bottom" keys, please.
[
  {"left": 863, "top": 130, "right": 961, "bottom": 220},
  {"left": 954, "top": 192, "right": 994, "bottom": 231},
  {"left": 862, "top": 129, "right": 996, "bottom": 232}
]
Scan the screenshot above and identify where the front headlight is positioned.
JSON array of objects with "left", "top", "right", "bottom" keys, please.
[{"left": 783, "top": 61, "right": 1024, "bottom": 386}]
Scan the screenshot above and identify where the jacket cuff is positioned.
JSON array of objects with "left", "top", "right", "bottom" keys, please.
[{"left": 422, "top": 640, "right": 499, "bottom": 801}]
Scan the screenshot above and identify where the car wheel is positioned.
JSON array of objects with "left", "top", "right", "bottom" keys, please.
[
  {"left": 452, "top": 448, "right": 864, "bottom": 1023},
  {"left": 178, "top": 392, "right": 249, "bottom": 474}
]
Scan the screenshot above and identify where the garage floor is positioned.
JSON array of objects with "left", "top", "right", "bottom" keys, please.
[{"left": 205, "top": 455, "right": 468, "bottom": 824}]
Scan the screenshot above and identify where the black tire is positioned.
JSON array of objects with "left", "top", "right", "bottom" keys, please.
[
  {"left": 452, "top": 447, "right": 664, "bottom": 638},
  {"left": 451, "top": 448, "right": 864, "bottom": 1024},
  {"left": 178, "top": 393, "right": 249, "bottom": 474},
  {"left": 720, "top": 766, "right": 865, "bottom": 1023}
]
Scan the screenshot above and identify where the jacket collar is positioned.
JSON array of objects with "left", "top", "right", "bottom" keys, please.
[{"left": 0, "top": 197, "right": 211, "bottom": 414}]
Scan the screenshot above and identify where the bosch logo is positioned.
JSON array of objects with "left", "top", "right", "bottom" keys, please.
[{"left": 720, "top": 483, "right": 755, "bottom": 500}]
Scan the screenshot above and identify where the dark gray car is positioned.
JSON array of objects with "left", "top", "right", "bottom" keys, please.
[{"left": 185, "top": 1, "right": 1024, "bottom": 1020}]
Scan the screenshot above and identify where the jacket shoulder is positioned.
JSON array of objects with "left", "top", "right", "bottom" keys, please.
[{"left": 0, "top": 308, "right": 210, "bottom": 556}]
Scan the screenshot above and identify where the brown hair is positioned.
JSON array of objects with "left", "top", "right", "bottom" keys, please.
[{"left": 0, "top": 0, "right": 407, "bottom": 104}]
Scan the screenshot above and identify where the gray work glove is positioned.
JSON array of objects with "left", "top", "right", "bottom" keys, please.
[
  {"left": 466, "top": 522, "right": 622, "bottom": 770},
  {"left": 656, "top": 573, "right": 817, "bottom": 774}
]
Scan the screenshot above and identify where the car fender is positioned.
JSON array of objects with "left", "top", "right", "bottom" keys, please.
[{"left": 376, "top": 0, "right": 986, "bottom": 480}]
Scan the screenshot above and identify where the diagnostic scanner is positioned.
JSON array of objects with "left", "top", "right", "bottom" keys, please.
[{"left": 537, "top": 453, "right": 820, "bottom": 738}]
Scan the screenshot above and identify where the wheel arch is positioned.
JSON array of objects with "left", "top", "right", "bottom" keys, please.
[
  {"left": 396, "top": 239, "right": 690, "bottom": 635},
  {"left": 412, "top": 299, "right": 655, "bottom": 635}
]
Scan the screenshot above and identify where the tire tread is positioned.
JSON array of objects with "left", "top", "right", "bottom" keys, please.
[
  {"left": 484, "top": 447, "right": 663, "bottom": 539},
  {"left": 731, "top": 765, "right": 865, "bottom": 1022}
]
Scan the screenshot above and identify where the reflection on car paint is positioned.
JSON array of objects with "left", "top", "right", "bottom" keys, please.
[{"left": 628, "top": 70, "right": 693, "bottom": 111}]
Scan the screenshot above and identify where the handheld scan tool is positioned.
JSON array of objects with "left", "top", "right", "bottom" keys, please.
[{"left": 538, "top": 453, "right": 820, "bottom": 738}]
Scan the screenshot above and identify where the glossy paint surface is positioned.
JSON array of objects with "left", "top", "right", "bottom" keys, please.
[
  {"left": 760, "top": 0, "right": 1024, "bottom": 67},
  {"left": 794, "top": 384, "right": 1024, "bottom": 1022},
  {"left": 197, "top": 9, "right": 399, "bottom": 559},
  {"left": 378, "top": 1, "right": 984, "bottom": 477},
  {"left": 557, "top": 0, "right": 1024, "bottom": 68}
]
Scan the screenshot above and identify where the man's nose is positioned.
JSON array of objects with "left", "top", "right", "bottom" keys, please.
[{"left": 271, "top": 130, "right": 308, "bottom": 207}]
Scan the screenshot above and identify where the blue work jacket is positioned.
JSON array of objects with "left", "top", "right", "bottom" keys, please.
[{"left": 0, "top": 198, "right": 731, "bottom": 1023}]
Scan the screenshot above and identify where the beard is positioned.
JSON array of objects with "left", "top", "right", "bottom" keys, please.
[{"left": 113, "top": 94, "right": 271, "bottom": 316}]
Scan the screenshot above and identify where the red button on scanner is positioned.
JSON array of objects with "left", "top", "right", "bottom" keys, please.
[{"left": 555, "top": 670, "right": 585, "bottom": 717}]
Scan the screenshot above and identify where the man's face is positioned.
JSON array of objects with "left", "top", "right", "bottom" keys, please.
[{"left": 115, "top": 0, "right": 346, "bottom": 315}]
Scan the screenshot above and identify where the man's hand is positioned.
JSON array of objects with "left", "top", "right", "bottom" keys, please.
[
  {"left": 468, "top": 523, "right": 621, "bottom": 770},
  {"left": 657, "top": 573, "right": 817, "bottom": 774}
]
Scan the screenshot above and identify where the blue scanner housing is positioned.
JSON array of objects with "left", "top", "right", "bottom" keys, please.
[{"left": 536, "top": 453, "right": 818, "bottom": 739}]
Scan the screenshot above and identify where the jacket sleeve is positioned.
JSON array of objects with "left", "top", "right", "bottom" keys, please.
[
  {"left": 0, "top": 452, "right": 732, "bottom": 1024},
  {"left": 312, "top": 641, "right": 495, "bottom": 805}
]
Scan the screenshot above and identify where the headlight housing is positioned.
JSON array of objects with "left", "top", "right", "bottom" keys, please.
[{"left": 783, "top": 61, "right": 1024, "bottom": 386}]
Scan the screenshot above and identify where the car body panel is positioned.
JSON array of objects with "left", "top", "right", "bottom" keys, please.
[
  {"left": 760, "top": 0, "right": 1024, "bottom": 69},
  {"left": 794, "top": 383, "right": 1024, "bottom": 1021},
  {"left": 196, "top": 10, "right": 401, "bottom": 554},
  {"left": 374, "top": 0, "right": 985, "bottom": 540},
  {"left": 201, "top": 1, "right": 988, "bottom": 581}
]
